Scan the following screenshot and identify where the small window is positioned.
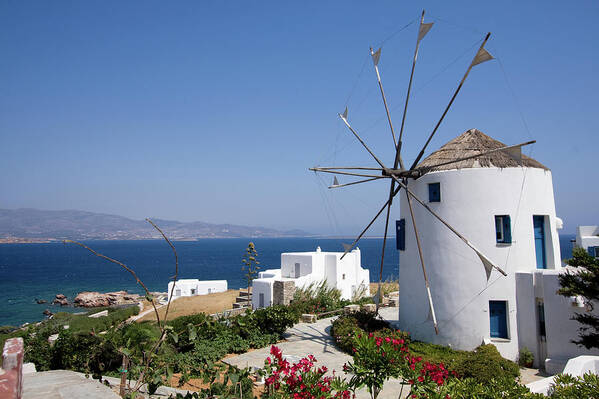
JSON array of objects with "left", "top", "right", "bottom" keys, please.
[
  {"left": 175, "top": 289, "right": 181, "bottom": 297},
  {"left": 495, "top": 215, "right": 512, "bottom": 244},
  {"left": 489, "top": 300, "right": 508, "bottom": 339},
  {"left": 396, "top": 219, "right": 405, "bottom": 251},
  {"left": 588, "top": 246, "right": 599, "bottom": 258},
  {"left": 428, "top": 183, "right": 440, "bottom": 202},
  {"left": 191, "top": 288, "right": 196, "bottom": 295},
  {"left": 342, "top": 274, "right": 346, "bottom": 280}
]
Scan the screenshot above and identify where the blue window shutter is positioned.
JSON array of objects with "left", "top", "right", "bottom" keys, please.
[
  {"left": 503, "top": 215, "right": 512, "bottom": 244},
  {"left": 588, "top": 246, "right": 595, "bottom": 256},
  {"left": 396, "top": 219, "right": 405, "bottom": 251},
  {"left": 428, "top": 183, "right": 440, "bottom": 202},
  {"left": 489, "top": 301, "right": 508, "bottom": 339}
]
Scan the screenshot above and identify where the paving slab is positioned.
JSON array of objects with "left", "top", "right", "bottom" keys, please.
[{"left": 23, "top": 370, "right": 120, "bottom": 399}]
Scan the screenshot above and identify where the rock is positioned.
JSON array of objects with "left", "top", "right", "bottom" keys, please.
[
  {"left": 42, "top": 309, "right": 53, "bottom": 317},
  {"left": 22, "top": 362, "right": 37, "bottom": 374},
  {"left": 48, "top": 334, "right": 59, "bottom": 345},
  {"left": 361, "top": 303, "right": 376, "bottom": 313},
  {"left": 36, "top": 299, "right": 47, "bottom": 304},
  {"left": 52, "top": 297, "right": 69, "bottom": 306},
  {"left": 74, "top": 291, "right": 141, "bottom": 308},
  {"left": 344, "top": 304, "right": 360, "bottom": 314},
  {"left": 55, "top": 294, "right": 66, "bottom": 300},
  {"left": 301, "top": 314, "right": 317, "bottom": 323}
]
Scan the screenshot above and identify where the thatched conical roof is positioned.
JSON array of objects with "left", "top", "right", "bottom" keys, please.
[{"left": 415, "top": 129, "right": 548, "bottom": 173}]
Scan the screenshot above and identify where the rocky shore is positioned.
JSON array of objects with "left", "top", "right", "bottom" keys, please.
[
  {"left": 73, "top": 291, "right": 141, "bottom": 307},
  {"left": 44, "top": 291, "right": 142, "bottom": 309}
]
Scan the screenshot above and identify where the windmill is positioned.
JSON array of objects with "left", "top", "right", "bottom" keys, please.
[{"left": 310, "top": 11, "right": 535, "bottom": 334}]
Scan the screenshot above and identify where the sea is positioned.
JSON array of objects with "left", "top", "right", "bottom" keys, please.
[{"left": 0, "top": 235, "right": 576, "bottom": 327}]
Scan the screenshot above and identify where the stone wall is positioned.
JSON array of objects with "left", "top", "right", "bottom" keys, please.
[
  {"left": 0, "top": 337, "right": 24, "bottom": 399},
  {"left": 273, "top": 280, "right": 296, "bottom": 306}
]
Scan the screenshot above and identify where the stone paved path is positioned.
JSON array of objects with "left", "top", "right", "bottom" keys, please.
[
  {"left": 225, "top": 307, "right": 409, "bottom": 399},
  {"left": 23, "top": 370, "right": 121, "bottom": 399}
]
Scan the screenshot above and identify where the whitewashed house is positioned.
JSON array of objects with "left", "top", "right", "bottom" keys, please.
[
  {"left": 397, "top": 129, "right": 598, "bottom": 372},
  {"left": 251, "top": 246, "right": 370, "bottom": 309},
  {"left": 167, "top": 279, "right": 227, "bottom": 299},
  {"left": 574, "top": 226, "right": 599, "bottom": 257}
]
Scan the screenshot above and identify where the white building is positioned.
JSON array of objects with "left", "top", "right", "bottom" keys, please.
[
  {"left": 167, "top": 279, "right": 227, "bottom": 299},
  {"left": 575, "top": 226, "right": 599, "bottom": 257},
  {"left": 398, "top": 129, "right": 598, "bottom": 371},
  {"left": 251, "top": 246, "right": 370, "bottom": 309}
]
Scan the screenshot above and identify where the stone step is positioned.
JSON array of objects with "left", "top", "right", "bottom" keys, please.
[
  {"left": 236, "top": 296, "right": 251, "bottom": 304},
  {"left": 238, "top": 290, "right": 251, "bottom": 297},
  {"left": 232, "top": 302, "right": 249, "bottom": 309},
  {"left": 23, "top": 370, "right": 120, "bottom": 399}
]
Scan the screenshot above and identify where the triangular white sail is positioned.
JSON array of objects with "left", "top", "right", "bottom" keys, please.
[
  {"left": 471, "top": 47, "right": 494, "bottom": 67},
  {"left": 505, "top": 146, "right": 522, "bottom": 161},
  {"left": 418, "top": 22, "right": 433, "bottom": 42},
  {"left": 371, "top": 48, "right": 382, "bottom": 66}
]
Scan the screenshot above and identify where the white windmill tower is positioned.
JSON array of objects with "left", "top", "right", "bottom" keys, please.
[{"left": 310, "top": 11, "right": 537, "bottom": 340}]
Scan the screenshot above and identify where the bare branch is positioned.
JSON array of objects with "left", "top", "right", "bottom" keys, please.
[
  {"left": 63, "top": 239, "right": 162, "bottom": 326},
  {"left": 146, "top": 218, "right": 178, "bottom": 327}
]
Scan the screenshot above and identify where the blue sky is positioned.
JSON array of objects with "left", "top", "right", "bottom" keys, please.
[{"left": 1, "top": 1, "right": 597, "bottom": 235}]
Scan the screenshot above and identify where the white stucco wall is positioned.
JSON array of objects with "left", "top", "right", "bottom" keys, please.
[
  {"left": 576, "top": 226, "right": 599, "bottom": 252},
  {"left": 540, "top": 270, "right": 599, "bottom": 373},
  {"left": 252, "top": 278, "right": 274, "bottom": 308},
  {"left": 398, "top": 167, "right": 560, "bottom": 361},
  {"left": 251, "top": 247, "right": 370, "bottom": 309},
  {"left": 167, "top": 279, "right": 227, "bottom": 298}
]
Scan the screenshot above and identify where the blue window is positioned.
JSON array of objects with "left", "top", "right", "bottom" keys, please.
[
  {"left": 396, "top": 219, "right": 405, "bottom": 251},
  {"left": 588, "top": 246, "right": 599, "bottom": 258},
  {"left": 489, "top": 300, "right": 508, "bottom": 339},
  {"left": 533, "top": 215, "right": 547, "bottom": 269},
  {"left": 495, "top": 215, "right": 512, "bottom": 244},
  {"left": 428, "top": 183, "right": 440, "bottom": 202}
]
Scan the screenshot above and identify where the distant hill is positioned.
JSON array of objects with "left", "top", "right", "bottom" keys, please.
[{"left": 0, "top": 208, "right": 311, "bottom": 241}]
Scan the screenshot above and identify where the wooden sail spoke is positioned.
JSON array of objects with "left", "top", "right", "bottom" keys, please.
[
  {"left": 310, "top": 168, "right": 386, "bottom": 179},
  {"left": 390, "top": 175, "right": 507, "bottom": 277},
  {"left": 409, "top": 32, "right": 492, "bottom": 171},
  {"left": 329, "top": 176, "right": 383, "bottom": 189},
  {"left": 340, "top": 185, "right": 402, "bottom": 259}
]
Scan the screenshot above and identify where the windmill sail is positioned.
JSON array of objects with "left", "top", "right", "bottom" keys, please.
[
  {"left": 333, "top": 176, "right": 339, "bottom": 186},
  {"left": 418, "top": 22, "right": 433, "bottom": 42},
  {"left": 471, "top": 47, "right": 494, "bottom": 67}
]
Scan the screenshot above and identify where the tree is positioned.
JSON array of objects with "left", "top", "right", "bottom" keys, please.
[
  {"left": 557, "top": 247, "right": 599, "bottom": 349},
  {"left": 241, "top": 242, "right": 260, "bottom": 293}
]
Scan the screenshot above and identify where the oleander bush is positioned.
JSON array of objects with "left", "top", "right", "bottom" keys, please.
[
  {"left": 331, "top": 311, "right": 407, "bottom": 353},
  {"left": 331, "top": 312, "right": 520, "bottom": 385}
]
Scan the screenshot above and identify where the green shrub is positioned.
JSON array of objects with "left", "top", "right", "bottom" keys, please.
[
  {"left": 518, "top": 347, "right": 534, "bottom": 367},
  {"left": 251, "top": 305, "right": 296, "bottom": 335},
  {"left": 446, "top": 376, "right": 544, "bottom": 398},
  {"left": 452, "top": 344, "right": 520, "bottom": 382},
  {"left": 289, "top": 281, "right": 344, "bottom": 317},
  {"left": 549, "top": 372, "right": 599, "bottom": 398},
  {"left": 331, "top": 314, "right": 362, "bottom": 352},
  {"left": 50, "top": 330, "right": 121, "bottom": 377},
  {"left": 330, "top": 312, "right": 405, "bottom": 353}
]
